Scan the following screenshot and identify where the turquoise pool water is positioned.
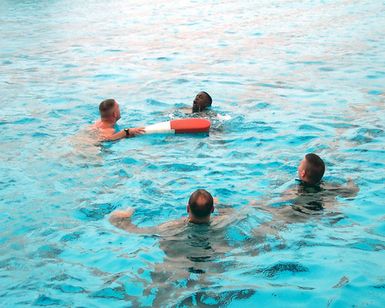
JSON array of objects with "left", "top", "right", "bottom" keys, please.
[{"left": 1, "top": 0, "right": 385, "bottom": 306}]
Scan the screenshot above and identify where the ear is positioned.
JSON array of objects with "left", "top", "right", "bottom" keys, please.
[
  {"left": 300, "top": 169, "right": 306, "bottom": 179},
  {"left": 186, "top": 205, "right": 190, "bottom": 213}
]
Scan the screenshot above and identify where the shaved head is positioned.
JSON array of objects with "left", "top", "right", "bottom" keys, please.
[
  {"left": 188, "top": 189, "right": 214, "bottom": 218},
  {"left": 99, "top": 98, "right": 120, "bottom": 121}
]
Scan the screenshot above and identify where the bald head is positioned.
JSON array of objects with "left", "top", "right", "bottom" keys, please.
[{"left": 188, "top": 189, "right": 214, "bottom": 218}]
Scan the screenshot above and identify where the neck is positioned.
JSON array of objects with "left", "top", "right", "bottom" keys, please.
[
  {"left": 98, "top": 117, "right": 116, "bottom": 128},
  {"left": 188, "top": 215, "right": 210, "bottom": 224},
  {"left": 299, "top": 178, "right": 320, "bottom": 187}
]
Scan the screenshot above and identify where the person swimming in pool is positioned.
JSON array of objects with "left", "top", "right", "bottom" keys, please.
[
  {"left": 251, "top": 153, "right": 359, "bottom": 225},
  {"left": 94, "top": 98, "right": 145, "bottom": 141},
  {"left": 279, "top": 153, "right": 358, "bottom": 211},
  {"left": 109, "top": 189, "right": 243, "bottom": 305},
  {"left": 245, "top": 153, "right": 360, "bottom": 253},
  {"left": 171, "top": 91, "right": 227, "bottom": 131},
  {"left": 109, "top": 189, "right": 220, "bottom": 233}
]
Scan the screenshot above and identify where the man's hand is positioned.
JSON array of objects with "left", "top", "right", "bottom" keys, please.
[
  {"left": 129, "top": 127, "right": 145, "bottom": 137},
  {"left": 110, "top": 208, "right": 134, "bottom": 219},
  {"left": 109, "top": 208, "right": 155, "bottom": 234}
]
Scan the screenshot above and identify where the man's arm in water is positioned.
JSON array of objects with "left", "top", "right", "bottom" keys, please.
[
  {"left": 326, "top": 178, "right": 360, "bottom": 199},
  {"left": 102, "top": 127, "right": 145, "bottom": 141},
  {"left": 109, "top": 208, "right": 158, "bottom": 234},
  {"left": 109, "top": 208, "right": 185, "bottom": 234}
]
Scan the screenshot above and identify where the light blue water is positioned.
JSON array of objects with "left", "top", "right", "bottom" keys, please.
[{"left": 1, "top": 0, "right": 385, "bottom": 306}]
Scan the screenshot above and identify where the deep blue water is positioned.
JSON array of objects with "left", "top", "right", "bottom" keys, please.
[{"left": 1, "top": 0, "right": 385, "bottom": 306}]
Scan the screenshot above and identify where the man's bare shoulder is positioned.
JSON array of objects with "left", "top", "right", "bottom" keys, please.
[
  {"left": 158, "top": 218, "right": 188, "bottom": 234},
  {"left": 322, "top": 179, "right": 359, "bottom": 198},
  {"left": 91, "top": 122, "right": 115, "bottom": 139}
]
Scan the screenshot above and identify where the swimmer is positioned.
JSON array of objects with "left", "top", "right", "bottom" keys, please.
[
  {"left": 246, "top": 153, "right": 360, "bottom": 250},
  {"left": 170, "top": 91, "right": 224, "bottom": 129},
  {"left": 94, "top": 98, "right": 144, "bottom": 141},
  {"left": 192, "top": 91, "right": 212, "bottom": 113},
  {"left": 109, "top": 189, "right": 221, "bottom": 233},
  {"left": 110, "top": 190, "right": 244, "bottom": 305},
  {"left": 280, "top": 153, "right": 358, "bottom": 211},
  {"left": 251, "top": 153, "right": 359, "bottom": 224}
]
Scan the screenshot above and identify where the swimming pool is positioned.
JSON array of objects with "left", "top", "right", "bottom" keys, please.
[{"left": 1, "top": 0, "right": 384, "bottom": 306}]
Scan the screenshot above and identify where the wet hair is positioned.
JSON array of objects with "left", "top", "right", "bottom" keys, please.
[
  {"left": 188, "top": 189, "right": 214, "bottom": 218},
  {"left": 99, "top": 99, "right": 116, "bottom": 118},
  {"left": 305, "top": 153, "right": 325, "bottom": 185},
  {"left": 202, "top": 91, "right": 212, "bottom": 106}
]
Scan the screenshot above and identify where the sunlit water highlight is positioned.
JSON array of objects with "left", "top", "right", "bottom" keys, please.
[{"left": 1, "top": 0, "right": 385, "bottom": 306}]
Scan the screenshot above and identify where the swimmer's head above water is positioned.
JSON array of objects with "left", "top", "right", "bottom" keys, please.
[
  {"left": 99, "top": 98, "right": 121, "bottom": 123},
  {"left": 95, "top": 99, "right": 144, "bottom": 140},
  {"left": 187, "top": 189, "right": 214, "bottom": 224},
  {"left": 298, "top": 153, "right": 325, "bottom": 186},
  {"left": 192, "top": 91, "right": 212, "bottom": 113}
]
